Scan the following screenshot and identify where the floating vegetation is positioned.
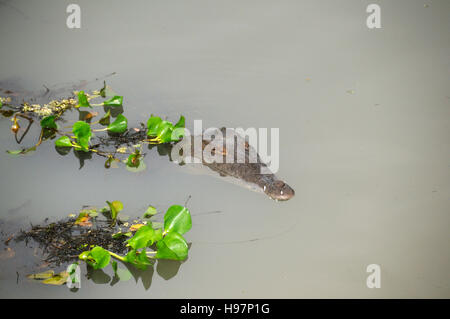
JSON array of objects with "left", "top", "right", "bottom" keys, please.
[
  {"left": 16, "top": 201, "right": 192, "bottom": 286},
  {"left": 1, "top": 79, "right": 195, "bottom": 289},
  {"left": 0, "top": 81, "right": 186, "bottom": 172}
]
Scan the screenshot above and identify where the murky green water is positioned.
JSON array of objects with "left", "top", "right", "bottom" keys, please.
[{"left": 0, "top": 0, "right": 449, "bottom": 298}]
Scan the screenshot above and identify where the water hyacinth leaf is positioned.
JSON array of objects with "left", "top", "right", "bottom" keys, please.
[
  {"left": 127, "top": 225, "right": 157, "bottom": 249},
  {"left": 99, "top": 109, "right": 111, "bottom": 126},
  {"left": 155, "top": 231, "right": 188, "bottom": 261},
  {"left": 174, "top": 115, "right": 185, "bottom": 128},
  {"left": 72, "top": 121, "right": 91, "bottom": 152},
  {"left": 27, "top": 270, "right": 55, "bottom": 280},
  {"left": 163, "top": 205, "right": 192, "bottom": 235},
  {"left": 143, "top": 206, "right": 157, "bottom": 219},
  {"left": 103, "top": 96, "right": 123, "bottom": 107},
  {"left": 107, "top": 114, "right": 128, "bottom": 133},
  {"left": 79, "top": 246, "right": 110, "bottom": 270},
  {"left": 124, "top": 249, "right": 152, "bottom": 270},
  {"left": 126, "top": 152, "right": 140, "bottom": 168},
  {"left": 158, "top": 122, "right": 175, "bottom": 143},
  {"left": 112, "top": 232, "right": 132, "bottom": 239},
  {"left": 54, "top": 136, "right": 73, "bottom": 148},
  {"left": 6, "top": 146, "right": 36, "bottom": 156},
  {"left": 77, "top": 91, "right": 91, "bottom": 108},
  {"left": 106, "top": 200, "right": 123, "bottom": 222},
  {"left": 40, "top": 115, "right": 57, "bottom": 130},
  {"left": 6, "top": 150, "right": 22, "bottom": 155},
  {"left": 42, "top": 272, "right": 69, "bottom": 285},
  {"left": 147, "top": 116, "right": 162, "bottom": 136},
  {"left": 172, "top": 127, "right": 185, "bottom": 141}
]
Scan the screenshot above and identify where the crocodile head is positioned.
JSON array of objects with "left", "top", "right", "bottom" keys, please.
[{"left": 264, "top": 180, "right": 295, "bottom": 201}]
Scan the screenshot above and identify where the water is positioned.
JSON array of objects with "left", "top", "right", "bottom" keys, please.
[{"left": 0, "top": 0, "right": 449, "bottom": 298}]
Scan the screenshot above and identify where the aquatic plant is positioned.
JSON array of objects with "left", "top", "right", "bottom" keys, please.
[
  {"left": 79, "top": 203, "right": 192, "bottom": 270},
  {"left": 1, "top": 82, "right": 186, "bottom": 171},
  {"left": 21, "top": 201, "right": 192, "bottom": 286}
]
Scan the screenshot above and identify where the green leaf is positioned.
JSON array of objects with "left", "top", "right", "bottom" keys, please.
[
  {"left": 6, "top": 146, "right": 36, "bottom": 156},
  {"left": 147, "top": 115, "right": 185, "bottom": 142},
  {"left": 106, "top": 201, "right": 122, "bottom": 221},
  {"left": 40, "top": 115, "right": 57, "bottom": 130},
  {"left": 103, "top": 95, "right": 123, "bottom": 107},
  {"left": 174, "top": 115, "right": 185, "bottom": 128},
  {"left": 106, "top": 200, "right": 123, "bottom": 223},
  {"left": 107, "top": 114, "right": 128, "bottom": 133},
  {"left": 112, "top": 231, "right": 132, "bottom": 239},
  {"left": 157, "top": 122, "right": 175, "bottom": 143},
  {"left": 6, "top": 150, "right": 22, "bottom": 155},
  {"left": 155, "top": 232, "right": 188, "bottom": 261},
  {"left": 72, "top": 121, "right": 91, "bottom": 152},
  {"left": 147, "top": 116, "right": 162, "bottom": 136},
  {"left": 163, "top": 205, "right": 192, "bottom": 235},
  {"left": 143, "top": 206, "right": 157, "bottom": 219},
  {"left": 126, "top": 152, "right": 140, "bottom": 168},
  {"left": 99, "top": 110, "right": 111, "bottom": 126},
  {"left": 172, "top": 127, "right": 185, "bottom": 141},
  {"left": 77, "top": 91, "right": 91, "bottom": 108},
  {"left": 79, "top": 246, "right": 110, "bottom": 270},
  {"left": 54, "top": 136, "right": 73, "bottom": 148},
  {"left": 127, "top": 225, "right": 159, "bottom": 249},
  {"left": 124, "top": 249, "right": 152, "bottom": 270}
]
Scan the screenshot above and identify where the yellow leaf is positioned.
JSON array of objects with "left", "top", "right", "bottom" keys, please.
[
  {"left": 42, "top": 271, "right": 69, "bottom": 285},
  {"left": 27, "top": 270, "right": 55, "bottom": 280},
  {"left": 129, "top": 224, "right": 145, "bottom": 232}
]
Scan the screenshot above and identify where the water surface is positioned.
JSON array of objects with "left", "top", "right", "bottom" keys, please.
[{"left": 0, "top": 0, "right": 449, "bottom": 298}]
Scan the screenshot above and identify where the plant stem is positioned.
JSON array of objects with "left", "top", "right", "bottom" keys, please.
[{"left": 107, "top": 251, "right": 126, "bottom": 262}]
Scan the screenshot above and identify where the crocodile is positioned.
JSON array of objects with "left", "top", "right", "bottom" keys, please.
[{"left": 174, "top": 127, "right": 295, "bottom": 201}]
